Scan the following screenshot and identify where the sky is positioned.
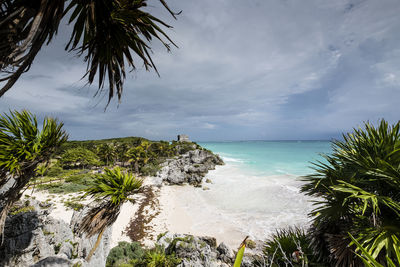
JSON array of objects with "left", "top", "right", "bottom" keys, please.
[{"left": 1, "top": 0, "right": 400, "bottom": 141}]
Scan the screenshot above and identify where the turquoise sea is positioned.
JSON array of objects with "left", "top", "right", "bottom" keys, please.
[
  {"left": 198, "top": 140, "right": 332, "bottom": 176},
  {"left": 182, "top": 141, "right": 333, "bottom": 241}
]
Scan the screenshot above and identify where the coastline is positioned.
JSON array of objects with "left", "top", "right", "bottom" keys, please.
[
  {"left": 143, "top": 163, "right": 314, "bottom": 249},
  {"left": 25, "top": 162, "right": 314, "bottom": 250}
]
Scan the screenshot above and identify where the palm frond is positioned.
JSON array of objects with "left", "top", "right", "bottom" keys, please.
[
  {"left": 0, "top": 0, "right": 65, "bottom": 97},
  {"left": 301, "top": 120, "right": 400, "bottom": 266},
  {"left": 84, "top": 167, "right": 143, "bottom": 206},
  {"left": 0, "top": 0, "right": 178, "bottom": 103},
  {"left": 65, "top": 0, "right": 178, "bottom": 104},
  {"left": 0, "top": 110, "right": 67, "bottom": 242}
]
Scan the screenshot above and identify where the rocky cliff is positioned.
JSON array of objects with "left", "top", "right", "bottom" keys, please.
[
  {"left": 0, "top": 199, "right": 111, "bottom": 267},
  {"left": 157, "top": 147, "right": 224, "bottom": 185}
]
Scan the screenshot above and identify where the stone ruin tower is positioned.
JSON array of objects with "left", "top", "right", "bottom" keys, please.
[{"left": 177, "top": 134, "right": 190, "bottom": 142}]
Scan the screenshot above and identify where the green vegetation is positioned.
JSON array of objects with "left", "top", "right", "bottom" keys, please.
[
  {"left": 9, "top": 201, "right": 35, "bottom": 215},
  {"left": 233, "top": 239, "right": 246, "bottom": 267},
  {"left": 106, "top": 242, "right": 181, "bottom": 267},
  {"left": 300, "top": 120, "right": 400, "bottom": 266},
  {"left": 63, "top": 200, "right": 84, "bottom": 211},
  {"left": 34, "top": 169, "right": 98, "bottom": 194},
  {"left": 60, "top": 147, "right": 102, "bottom": 168},
  {"left": 261, "top": 227, "right": 318, "bottom": 266},
  {"left": 0, "top": 110, "right": 67, "bottom": 240},
  {"left": 29, "top": 137, "right": 200, "bottom": 194},
  {"left": 77, "top": 167, "right": 143, "bottom": 261}
]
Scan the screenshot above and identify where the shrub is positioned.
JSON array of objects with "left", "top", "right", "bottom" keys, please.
[
  {"left": 46, "top": 165, "right": 64, "bottom": 177},
  {"left": 60, "top": 147, "right": 101, "bottom": 168},
  {"left": 106, "top": 242, "right": 181, "bottom": 267},
  {"left": 262, "top": 227, "right": 317, "bottom": 266},
  {"left": 301, "top": 120, "right": 400, "bottom": 266},
  {"left": 106, "top": 242, "right": 145, "bottom": 267}
]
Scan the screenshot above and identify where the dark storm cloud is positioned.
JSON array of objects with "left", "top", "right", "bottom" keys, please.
[{"left": 1, "top": 0, "right": 399, "bottom": 141}]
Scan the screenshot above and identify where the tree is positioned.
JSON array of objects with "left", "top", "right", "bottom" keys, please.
[
  {"left": 0, "top": 110, "right": 68, "bottom": 242},
  {"left": 115, "top": 143, "right": 130, "bottom": 162},
  {"left": 0, "top": 0, "right": 179, "bottom": 103},
  {"left": 301, "top": 120, "right": 400, "bottom": 266},
  {"left": 97, "top": 143, "right": 116, "bottom": 166},
  {"left": 60, "top": 147, "right": 101, "bottom": 168},
  {"left": 77, "top": 167, "right": 143, "bottom": 261},
  {"left": 125, "top": 141, "right": 152, "bottom": 173}
]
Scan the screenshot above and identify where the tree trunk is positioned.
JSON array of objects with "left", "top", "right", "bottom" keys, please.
[
  {"left": 134, "top": 161, "right": 139, "bottom": 173},
  {"left": 0, "top": 169, "right": 34, "bottom": 244},
  {"left": 86, "top": 227, "right": 105, "bottom": 262},
  {"left": 0, "top": 201, "right": 12, "bottom": 245}
]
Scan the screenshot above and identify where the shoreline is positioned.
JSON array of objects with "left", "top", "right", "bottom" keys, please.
[{"left": 24, "top": 160, "right": 314, "bottom": 251}]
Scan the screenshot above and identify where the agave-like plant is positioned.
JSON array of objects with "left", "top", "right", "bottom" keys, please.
[
  {"left": 0, "top": 110, "right": 68, "bottom": 242},
  {"left": 301, "top": 120, "right": 400, "bottom": 266},
  {"left": 261, "top": 227, "right": 318, "bottom": 267},
  {"left": 77, "top": 167, "right": 143, "bottom": 261},
  {"left": 0, "top": 0, "right": 179, "bottom": 103}
]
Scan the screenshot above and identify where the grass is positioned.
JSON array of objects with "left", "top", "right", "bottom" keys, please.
[
  {"left": 9, "top": 200, "right": 35, "bottom": 215},
  {"left": 10, "top": 205, "right": 35, "bottom": 215},
  {"left": 63, "top": 200, "right": 84, "bottom": 211},
  {"left": 35, "top": 170, "right": 98, "bottom": 193}
]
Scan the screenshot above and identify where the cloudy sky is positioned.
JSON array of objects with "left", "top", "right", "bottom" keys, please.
[{"left": 1, "top": 0, "right": 400, "bottom": 141}]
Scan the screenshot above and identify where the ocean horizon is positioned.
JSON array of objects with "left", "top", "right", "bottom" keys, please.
[{"left": 198, "top": 140, "right": 332, "bottom": 176}]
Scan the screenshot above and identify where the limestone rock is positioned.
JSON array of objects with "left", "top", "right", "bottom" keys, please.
[
  {"left": 217, "top": 242, "right": 234, "bottom": 264},
  {"left": 157, "top": 148, "right": 224, "bottom": 186},
  {"left": 0, "top": 199, "right": 112, "bottom": 267},
  {"left": 30, "top": 256, "right": 71, "bottom": 267}
]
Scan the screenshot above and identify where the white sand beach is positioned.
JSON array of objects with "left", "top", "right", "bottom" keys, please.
[{"left": 25, "top": 162, "right": 314, "bottom": 250}]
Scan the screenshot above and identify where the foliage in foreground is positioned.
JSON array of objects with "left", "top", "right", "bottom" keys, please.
[
  {"left": 106, "top": 241, "right": 181, "bottom": 267},
  {"left": 0, "top": 0, "right": 178, "bottom": 103},
  {"left": 77, "top": 167, "right": 143, "bottom": 261},
  {"left": 261, "top": 227, "right": 318, "bottom": 266},
  {"left": 301, "top": 120, "right": 400, "bottom": 266},
  {"left": 0, "top": 110, "right": 67, "bottom": 241},
  {"left": 350, "top": 233, "right": 400, "bottom": 267}
]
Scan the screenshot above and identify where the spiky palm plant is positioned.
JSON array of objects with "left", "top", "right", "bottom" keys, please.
[
  {"left": 77, "top": 167, "right": 143, "bottom": 261},
  {"left": 0, "top": 110, "right": 67, "bottom": 242},
  {"left": 262, "top": 227, "right": 318, "bottom": 266},
  {"left": 0, "top": 0, "right": 178, "bottom": 103},
  {"left": 301, "top": 120, "right": 400, "bottom": 266}
]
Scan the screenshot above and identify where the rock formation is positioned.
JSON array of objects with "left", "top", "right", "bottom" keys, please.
[
  {"left": 157, "top": 147, "right": 224, "bottom": 185},
  {"left": 0, "top": 199, "right": 111, "bottom": 267}
]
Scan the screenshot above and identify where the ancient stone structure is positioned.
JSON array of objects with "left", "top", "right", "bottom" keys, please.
[{"left": 177, "top": 134, "right": 190, "bottom": 142}]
